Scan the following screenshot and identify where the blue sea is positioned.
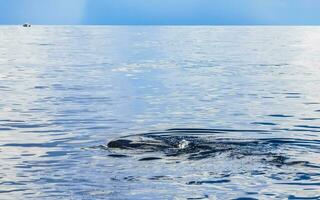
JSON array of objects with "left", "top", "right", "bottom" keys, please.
[{"left": 0, "top": 26, "right": 319, "bottom": 199}]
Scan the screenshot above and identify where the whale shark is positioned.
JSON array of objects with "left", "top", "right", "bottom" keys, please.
[{"left": 103, "top": 128, "right": 319, "bottom": 167}]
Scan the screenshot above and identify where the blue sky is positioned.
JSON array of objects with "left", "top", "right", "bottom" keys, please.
[{"left": 1, "top": 0, "right": 320, "bottom": 25}]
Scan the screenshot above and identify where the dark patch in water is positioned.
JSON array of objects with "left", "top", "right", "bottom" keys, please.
[
  {"left": 294, "top": 173, "right": 312, "bottom": 181},
  {"left": 288, "top": 195, "right": 320, "bottom": 200},
  {"left": 0, "top": 120, "right": 25, "bottom": 123},
  {"left": 187, "top": 195, "right": 209, "bottom": 200},
  {"left": 139, "top": 157, "right": 162, "bottom": 161},
  {"left": 261, "top": 155, "right": 306, "bottom": 167},
  {"left": 187, "top": 179, "right": 230, "bottom": 185},
  {"left": 0, "top": 189, "right": 28, "bottom": 194},
  {"left": 279, "top": 182, "right": 320, "bottom": 186},
  {"left": 284, "top": 93, "right": 301, "bottom": 95},
  {"left": 108, "top": 139, "right": 170, "bottom": 150},
  {"left": 304, "top": 102, "right": 320, "bottom": 105},
  {"left": 268, "top": 114, "right": 293, "bottom": 118},
  {"left": 275, "top": 128, "right": 320, "bottom": 133},
  {"left": 34, "top": 86, "right": 49, "bottom": 89},
  {"left": 0, "top": 127, "right": 13, "bottom": 131},
  {"left": 104, "top": 128, "right": 319, "bottom": 167},
  {"left": 295, "top": 125, "right": 320, "bottom": 129},
  {"left": 251, "top": 122, "right": 278, "bottom": 126},
  {"left": 123, "top": 176, "right": 139, "bottom": 182},
  {"left": 300, "top": 118, "right": 319, "bottom": 121},
  {"left": 148, "top": 175, "right": 173, "bottom": 181},
  {"left": 2, "top": 142, "right": 60, "bottom": 148},
  {"left": 108, "top": 154, "right": 129, "bottom": 158},
  {"left": 246, "top": 192, "right": 259, "bottom": 195},
  {"left": 286, "top": 96, "right": 300, "bottom": 99}
]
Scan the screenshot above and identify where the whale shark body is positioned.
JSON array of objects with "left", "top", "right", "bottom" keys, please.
[{"left": 104, "top": 128, "right": 319, "bottom": 167}]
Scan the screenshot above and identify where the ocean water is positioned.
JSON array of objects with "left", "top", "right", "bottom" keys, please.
[{"left": 0, "top": 26, "right": 319, "bottom": 200}]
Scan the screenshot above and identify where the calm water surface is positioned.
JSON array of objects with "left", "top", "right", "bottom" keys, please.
[{"left": 0, "top": 26, "right": 320, "bottom": 199}]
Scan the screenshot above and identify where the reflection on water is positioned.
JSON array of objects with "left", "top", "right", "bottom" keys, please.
[{"left": 0, "top": 26, "right": 320, "bottom": 199}]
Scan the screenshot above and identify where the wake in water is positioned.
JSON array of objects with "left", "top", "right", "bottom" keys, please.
[{"left": 101, "top": 128, "right": 320, "bottom": 168}]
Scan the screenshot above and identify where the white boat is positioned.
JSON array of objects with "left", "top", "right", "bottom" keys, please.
[{"left": 23, "top": 23, "right": 31, "bottom": 27}]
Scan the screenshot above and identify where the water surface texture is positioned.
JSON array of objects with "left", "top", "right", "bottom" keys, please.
[{"left": 0, "top": 26, "right": 320, "bottom": 199}]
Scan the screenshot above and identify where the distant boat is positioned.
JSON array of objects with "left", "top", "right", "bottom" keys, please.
[{"left": 23, "top": 23, "right": 31, "bottom": 27}]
